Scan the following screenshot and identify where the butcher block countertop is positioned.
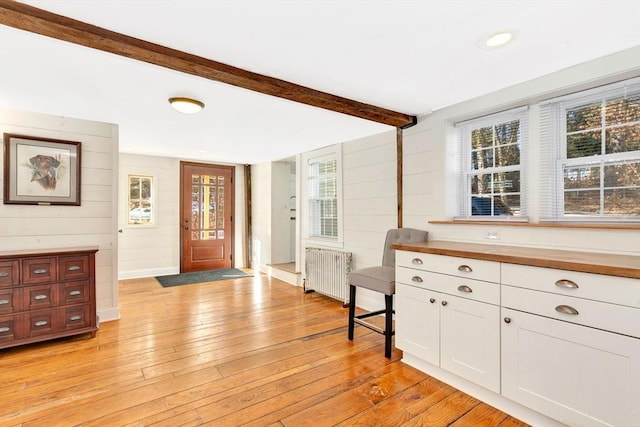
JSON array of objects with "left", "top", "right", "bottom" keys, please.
[{"left": 391, "top": 241, "right": 640, "bottom": 279}]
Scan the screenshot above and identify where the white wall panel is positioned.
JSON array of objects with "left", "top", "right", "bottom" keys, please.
[
  {"left": 251, "top": 162, "right": 272, "bottom": 272},
  {"left": 0, "top": 107, "right": 120, "bottom": 321},
  {"left": 117, "top": 154, "right": 245, "bottom": 278},
  {"left": 402, "top": 47, "right": 640, "bottom": 255}
]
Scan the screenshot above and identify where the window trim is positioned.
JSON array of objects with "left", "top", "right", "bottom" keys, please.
[
  {"left": 454, "top": 106, "right": 529, "bottom": 221},
  {"left": 126, "top": 173, "right": 156, "bottom": 227},
  {"left": 539, "top": 77, "right": 640, "bottom": 223},
  {"left": 301, "top": 144, "right": 343, "bottom": 248}
]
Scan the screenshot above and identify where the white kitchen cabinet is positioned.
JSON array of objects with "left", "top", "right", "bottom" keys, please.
[
  {"left": 395, "top": 251, "right": 501, "bottom": 393},
  {"left": 396, "top": 283, "right": 439, "bottom": 364},
  {"left": 501, "top": 263, "right": 640, "bottom": 427},
  {"left": 441, "top": 294, "right": 500, "bottom": 393},
  {"left": 502, "top": 307, "right": 640, "bottom": 427},
  {"left": 393, "top": 242, "right": 640, "bottom": 427}
]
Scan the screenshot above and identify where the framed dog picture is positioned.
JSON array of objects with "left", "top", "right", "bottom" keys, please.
[{"left": 3, "top": 133, "right": 81, "bottom": 206}]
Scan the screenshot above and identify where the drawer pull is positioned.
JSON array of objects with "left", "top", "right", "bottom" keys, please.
[
  {"left": 68, "top": 265, "right": 81, "bottom": 271},
  {"left": 555, "top": 305, "right": 579, "bottom": 315},
  {"left": 457, "top": 265, "right": 472, "bottom": 273},
  {"left": 0, "top": 327, "right": 10, "bottom": 333},
  {"left": 457, "top": 285, "right": 473, "bottom": 293},
  {"left": 429, "top": 298, "right": 436, "bottom": 304},
  {"left": 555, "top": 279, "right": 578, "bottom": 289},
  {"left": 34, "top": 294, "right": 48, "bottom": 300},
  {"left": 69, "top": 315, "right": 82, "bottom": 321},
  {"left": 0, "top": 272, "right": 8, "bottom": 277},
  {"left": 411, "top": 258, "right": 423, "bottom": 265},
  {"left": 0, "top": 299, "right": 9, "bottom": 305},
  {"left": 34, "top": 320, "right": 48, "bottom": 327},
  {"left": 411, "top": 276, "right": 424, "bottom": 283},
  {"left": 441, "top": 301, "right": 448, "bottom": 306},
  {"left": 69, "top": 290, "right": 82, "bottom": 296},
  {"left": 33, "top": 268, "right": 48, "bottom": 274}
]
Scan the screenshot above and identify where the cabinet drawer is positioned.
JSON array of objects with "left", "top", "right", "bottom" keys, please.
[
  {"left": 0, "top": 288, "right": 21, "bottom": 315},
  {"left": 60, "top": 305, "right": 91, "bottom": 331},
  {"left": 502, "top": 264, "right": 640, "bottom": 309},
  {"left": 0, "top": 260, "right": 20, "bottom": 287},
  {"left": 397, "top": 267, "right": 500, "bottom": 305},
  {"left": 58, "top": 281, "right": 90, "bottom": 305},
  {"left": 22, "top": 285, "right": 58, "bottom": 311},
  {"left": 24, "top": 310, "right": 56, "bottom": 337},
  {"left": 396, "top": 251, "right": 500, "bottom": 283},
  {"left": 0, "top": 316, "right": 18, "bottom": 343},
  {"left": 22, "top": 258, "right": 57, "bottom": 284},
  {"left": 58, "top": 255, "right": 90, "bottom": 282},
  {"left": 502, "top": 285, "right": 640, "bottom": 338}
]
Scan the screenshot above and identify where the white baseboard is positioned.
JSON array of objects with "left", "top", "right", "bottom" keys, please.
[
  {"left": 401, "top": 353, "right": 562, "bottom": 427},
  {"left": 268, "top": 267, "right": 302, "bottom": 286},
  {"left": 118, "top": 267, "right": 179, "bottom": 280},
  {"left": 97, "top": 307, "right": 121, "bottom": 323}
]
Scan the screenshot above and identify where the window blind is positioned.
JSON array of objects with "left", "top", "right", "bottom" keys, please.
[
  {"left": 539, "top": 77, "right": 640, "bottom": 222},
  {"left": 453, "top": 106, "right": 529, "bottom": 220}
]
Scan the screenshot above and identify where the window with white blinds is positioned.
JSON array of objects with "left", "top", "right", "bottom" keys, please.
[
  {"left": 539, "top": 77, "right": 640, "bottom": 222},
  {"left": 307, "top": 154, "right": 338, "bottom": 238},
  {"left": 454, "top": 107, "right": 528, "bottom": 219}
]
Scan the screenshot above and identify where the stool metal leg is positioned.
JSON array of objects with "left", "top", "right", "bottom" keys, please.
[
  {"left": 384, "top": 294, "right": 393, "bottom": 358},
  {"left": 348, "top": 284, "right": 356, "bottom": 341}
]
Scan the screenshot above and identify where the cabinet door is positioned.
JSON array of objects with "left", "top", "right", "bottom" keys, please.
[
  {"left": 396, "top": 283, "right": 440, "bottom": 365},
  {"left": 440, "top": 295, "right": 500, "bottom": 393},
  {"left": 502, "top": 308, "right": 640, "bottom": 427}
]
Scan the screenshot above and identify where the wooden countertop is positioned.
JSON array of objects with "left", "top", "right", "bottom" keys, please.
[{"left": 391, "top": 241, "right": 640, "bottom": 279}]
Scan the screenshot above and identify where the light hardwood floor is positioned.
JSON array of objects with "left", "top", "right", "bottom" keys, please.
[{"left": 0, "top": 272, "right": 528, "bottom": 426}]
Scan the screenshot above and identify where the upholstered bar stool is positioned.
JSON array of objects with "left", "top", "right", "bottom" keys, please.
[{"left": 347, "top": 228, "right": 428, "bottom": 358}]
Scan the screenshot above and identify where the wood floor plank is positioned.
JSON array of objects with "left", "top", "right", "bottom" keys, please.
[
  {"left": 399, "top": 390, "right": 479, "bottom": 427},
  {"left": 0, "top": 272, "right": 529, "bottom": 427},
  {"left": 450, "top": 403, "right": 509, "bottom": 426}
]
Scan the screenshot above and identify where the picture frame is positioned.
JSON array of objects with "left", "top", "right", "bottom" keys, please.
[{"left": 3, "top": 133, "right": 81, "bottom": 206}]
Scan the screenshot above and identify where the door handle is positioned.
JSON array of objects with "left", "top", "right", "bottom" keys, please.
[{"left": 184, "top": 226, "right": 190, "bottom": 230}]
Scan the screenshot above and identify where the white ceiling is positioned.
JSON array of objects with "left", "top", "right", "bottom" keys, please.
[{"left": 1, "top": 0, "right": 639, "bottom": 164}]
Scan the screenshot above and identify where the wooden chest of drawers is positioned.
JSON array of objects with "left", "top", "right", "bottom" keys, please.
[{"left": 0, "top": 248, "right": 98, "bottom": 349}]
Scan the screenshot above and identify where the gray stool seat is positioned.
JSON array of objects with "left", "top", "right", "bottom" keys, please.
[
  {"left": 348, "top": 266, "right": 395, "bottom": 295},
  {"left": 347, "top": 228, "right": 428, "bottom": 358}
]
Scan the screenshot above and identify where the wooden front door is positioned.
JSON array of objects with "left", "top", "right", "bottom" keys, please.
[{"left": 180, "top": 162, "right": 234, "bottom": 272}]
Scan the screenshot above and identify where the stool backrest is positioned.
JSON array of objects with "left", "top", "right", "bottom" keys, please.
[{"left": 382, "top": 228, "right": 429, "bottom": 267}]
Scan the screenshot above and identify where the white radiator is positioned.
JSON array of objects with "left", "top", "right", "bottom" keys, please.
[{"left": 304, "top": 247, "right": 352, "bottom": 304}]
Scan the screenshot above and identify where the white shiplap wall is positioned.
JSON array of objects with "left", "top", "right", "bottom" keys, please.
[
  {"left": 290, "top": 47, "right": 640, "bottom": 312},
  {"left": 117, "top": 153, "right": 180, "bottom": 278},
  {"left": 117, "top": 153, "right": 246, "bottom": 279},
  {"left": 0, "top": 108, "right": 120, "bottom": 322},
  {"left": 402, "top": 46, "right": 640, "bottom": 255},
  {"left": 342, "top": 130, "right": 399, "bottom": 310}
]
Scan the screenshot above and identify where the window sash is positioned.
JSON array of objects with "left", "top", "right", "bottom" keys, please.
[
  {"left": 127, "top": 174, "right": 154, "bottom": 225},
  {"left": 308, "top": 156, "right": 338, "bottom": 238},
  {"left": 455, "top": 107, "right": 528, "bottom": 219},
  {"left": 540, "top": 77, "right": 640, "bottom": 222}
]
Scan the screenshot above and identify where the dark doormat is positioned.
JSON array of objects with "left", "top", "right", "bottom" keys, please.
[{"left": 156, "top": 268, "right": 252, "bottom": 287}]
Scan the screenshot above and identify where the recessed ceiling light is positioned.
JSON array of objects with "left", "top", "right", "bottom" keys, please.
[
  {"left": 479, "top": 29, "right": 517, "bottom": 50},
  {"left": 169, "top": 97, "right": 204, "bottom": 114}
]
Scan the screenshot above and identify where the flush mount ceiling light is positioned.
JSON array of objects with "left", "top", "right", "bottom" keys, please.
[
  {"left": 479, "top": 29, "right": 517, "bottom": 49},
  {"left": 169, "top": 97, "right": 204, "bottom": 114}
]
